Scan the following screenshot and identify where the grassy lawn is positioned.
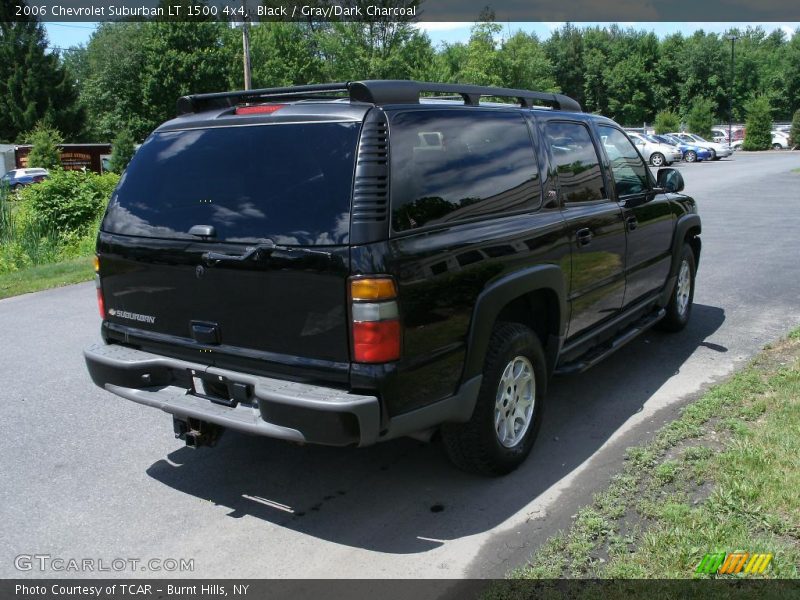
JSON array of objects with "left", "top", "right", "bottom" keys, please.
[
  {"left": 0, "top": 256, "right": 94, "bottom": 300},
  {"left": 507, "top": 329, "right": 800, "bottom": 580}
]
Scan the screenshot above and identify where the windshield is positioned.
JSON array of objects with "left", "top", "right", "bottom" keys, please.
[
  {"left": 102, "top": 122, "right": 360, "bottom": 245},
  {"left": 691, "top": 134, "right": 709, "bottom": 143},
  {"left": 643, "top": 134, "right": 661, "bottom": 144}
]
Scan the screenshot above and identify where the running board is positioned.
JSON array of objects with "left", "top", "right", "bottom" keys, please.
[{"left": 554, "top": 308, "right": 666, "bottom": 375}]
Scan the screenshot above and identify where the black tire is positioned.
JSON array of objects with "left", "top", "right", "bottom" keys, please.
[
  {"left": 684, "top": 150, "right": 697, "bottom": 163},
  {"left": 650, "top": 152, "right": 665, "bottom": 167},
  {"left": 441, "top": 322, "right": 546, "bottom": 476},
  {"left": 772, "top": 143, "right": 782, "bottom": 150},
  {"left": 710, "top": 149, "right": 719, "bottom": 160},
  {"left": 13, "top": 183, "right": 23, "bottom": 192},
  {"left": 657, "top": 244, "right": 696, "bottom": 332}
]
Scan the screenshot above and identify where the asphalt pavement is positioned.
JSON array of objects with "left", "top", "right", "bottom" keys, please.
[{"left": 1, "top": 151, "right": 799, "bottom": 580}]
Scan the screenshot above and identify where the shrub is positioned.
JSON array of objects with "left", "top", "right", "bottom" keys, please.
[
  {"left": 742, "top": 96, "right": 772, "bottom": 151},
  {"left": 654, "top": 110, "right": 680, "bottom": 134},
  {"left": 109, "top": 128, "right": 137, "bottom": 173},
  {"left": 25, "top": 121, "right": 63, "bottom": 170},
  {"left": 19, "top": 169, "right": 119, "bottom": 236},
  {"left": 790, "top": 109, "right": 800, "bottom": 149},
  {"left": 684, "top": 98, "right": 715, "bottom": 139}
]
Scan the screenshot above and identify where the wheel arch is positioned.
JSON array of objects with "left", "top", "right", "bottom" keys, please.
[{"left": 462, "top": 265, "right": 567, "bottom": 383}]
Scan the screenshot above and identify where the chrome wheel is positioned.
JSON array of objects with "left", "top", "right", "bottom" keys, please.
[
  {"left": 494, "top": 356, "right": 535, "bottom": 448},
  {"left": 676, "top": 259, "right": 691, "bottom": 317},
  {"left": 650, "top": 153, "right": 665, "bottom": 167},
  {"left": 685, "top": 150, "right": 696, "bottom": 163}
]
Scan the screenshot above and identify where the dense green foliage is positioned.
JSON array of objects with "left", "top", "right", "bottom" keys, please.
[
  {"left": 21, "top": 169, "right": 118, "bottom": 236},
  {"left": 0, "top": 170, "right": 117, "bottom": 274},
  {"left": 24, "top": 121, "right": 63, "bottom": 170},
  {"left": 653, "top": 110, "right": 680, "bottom": 134},
  {"left": 790, "top": 109, "right": 800, "bottom": 148},
  {"left": 58, "top": 19, "right": 799, "bottom": 139},
  {"left": 109, "top": 129, "right": 136, "bottom": 174},
  {"left": 742, "top": 96, "right": 774, "bottom": 150},
  {"left": 685, "top": 98, "right": 716, "bottom": 140},
  {"left": 0, "top": 8, "right": 84, "bottom": 142}
]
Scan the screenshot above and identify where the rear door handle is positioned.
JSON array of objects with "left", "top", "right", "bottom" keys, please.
[
  {"left": 626, "top": 216, "right": 638, "bottom": 231},
  {"left": 575, "top": 228, "right": 593, "bottom": 246}
]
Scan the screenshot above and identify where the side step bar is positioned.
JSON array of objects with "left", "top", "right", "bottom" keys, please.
[{"left": 554, "top": 308, "right": 666, "bottom": 375}]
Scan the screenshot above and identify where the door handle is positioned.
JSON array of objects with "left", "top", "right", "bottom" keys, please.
[
  {"left": 626, "top": 216, "right": 638, "bottom": 231},
  {"left": 575, "top": 228, "right": 593, "bottom": 246}
]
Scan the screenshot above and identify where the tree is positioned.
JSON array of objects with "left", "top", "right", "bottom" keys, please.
[
  {"left": 685, "top": 97, "right": 715, "bottom": 138},
  {"left": 0, "top": 8, "right": 84, "bottom": 142},
  {"left": 654, "top": 110, "right": 681, "bottom": 134},
  {"left": 742, "top": 96, "right": 773, "bottom": 150},
  {"left": 497, "top": 31, "right": 557, "bottom": 92},
  {"left": 545, "top": 24, "right": 585, "bottom": 107},
  {"left": 790, "top": 109, "right": 800, "bottom": 149},
  {"left": 109, "top": 129, "right": 136, "bottom": 174},
  {"left": 25, "top": 121, "right": 63, "bottom": 170}
]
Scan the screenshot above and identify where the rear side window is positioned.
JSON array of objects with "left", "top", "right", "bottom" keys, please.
[
  {"left": 545, "top": 121, "right": 605, "bottom": 203},
  {"left": 390, "top": 110, "right": 540, "bottom": 232},
  {"left": 103, "top": 122, "right": 359, "bottom": 245}
]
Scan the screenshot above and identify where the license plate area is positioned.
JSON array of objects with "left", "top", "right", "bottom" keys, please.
[{"left": 188, "top": 370, "right": 252, "bottom": 407}]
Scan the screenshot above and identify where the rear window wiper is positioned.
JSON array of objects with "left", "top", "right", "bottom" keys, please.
[{"left": 202, "top": 241, "right": 331, "bottom": 265}]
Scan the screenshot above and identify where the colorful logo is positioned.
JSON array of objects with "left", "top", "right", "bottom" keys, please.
[{"left": 696, "top": 552, "right": 773, "bottom": 575}]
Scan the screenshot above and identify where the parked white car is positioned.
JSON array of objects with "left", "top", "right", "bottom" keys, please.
[
  {"left": 626, "top": 132, "right": 683, "bottom": 166},
  {"left": 669, "top": 133, "right": 733, "bottom": 160},
  {"left": 730, "top": 131, "right": 791, "bottom": 151}
]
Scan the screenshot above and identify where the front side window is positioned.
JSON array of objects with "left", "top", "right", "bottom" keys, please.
[
  {"left": 545, "top": 121, "right": 606, "bottom": 203},
  {"left": 597, "top": 126, "right": 650, "bottom": 197},
  {"left": 390, "top": 110, "right": 540, "bottom": 231}
]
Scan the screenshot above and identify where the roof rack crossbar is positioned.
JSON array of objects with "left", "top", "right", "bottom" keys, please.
[
  {"left": 177, "top": 82, "right": 351, "bottom": 115},
  {"left": 176, "top": 80, "right": 582, "bottom": 116}
]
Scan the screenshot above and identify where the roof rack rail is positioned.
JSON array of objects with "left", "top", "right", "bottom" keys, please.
[{"left": 176, "top": 80, "right": 582, "bottom": 115}]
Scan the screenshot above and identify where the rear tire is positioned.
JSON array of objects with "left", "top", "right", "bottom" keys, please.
[
  {"left": 772, "top": 143, "right": 782, "bottom": 150},
  {"left": 710, "top": 149, "right": 719, "bottom": 160},
  {"left": 684, "top": 150, "right": 697, "bottom": 163},
  {"left": 658, "top": 244, "right": 696, "bottom": 332},
  {"left": 441, "top": 322, "right": 546, "bottom": 476}
]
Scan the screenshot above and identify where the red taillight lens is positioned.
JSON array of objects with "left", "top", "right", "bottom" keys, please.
[
  {"left": 235, "top": 104, "right": 286, "bottom": 115},
  {"left": 96, "top": 282, "right": 105, "bottom": 318},
  {"left": 353, "top": 320, "right": 401, "bottom": 363},
  {"left": 94, "top": 255, "right": 105, "bottom": 318},
  {"left": 350, "top": 276, "right": 401, "bottom": 363}
]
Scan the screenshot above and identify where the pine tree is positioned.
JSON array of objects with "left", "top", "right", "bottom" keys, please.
[
  {"left": 742, "top": 96, "right": 773, "bottom": 151},
  {"left": 25, "top": 121, "right": 63, "bottom": 170},
  {"left": 109, "top": 128, "right": 136, "bottom": 174},
  {"left": 0, "top": 5, "right": 84, "bottom": 142}
]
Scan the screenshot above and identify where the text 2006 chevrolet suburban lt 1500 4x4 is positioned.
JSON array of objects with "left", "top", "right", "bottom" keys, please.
[{"left": 85, "top": 80, "right": 701, "bottom": 475}]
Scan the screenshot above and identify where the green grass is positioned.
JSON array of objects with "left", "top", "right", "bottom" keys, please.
[
  {"left": 0, "top": 256, "right": 94, "bottom": 300},
  {"left": 507, "top": 330, "right": 800, "bottom": 581}
]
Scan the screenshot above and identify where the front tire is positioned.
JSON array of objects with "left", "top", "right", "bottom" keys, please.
[
  {"left": 772, "top": 143, "right": 782, "bottom": 150},
  {"left": 684, "top": 150, "right": 697, "bottom": 163},
  {"left": 710, "top": 149, "right": 719, "bottom": 160},
  {"left": 658, "top": 244, "right": 696, "bottom": 332},
  {"left": 650, "top": 152, "right": 665, "bottom": 167},
  {"left": 441, "top": 322, "right": 546, "bottom": 476}
]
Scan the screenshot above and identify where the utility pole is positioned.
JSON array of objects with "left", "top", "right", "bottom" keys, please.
[
  {"left": 242, "top": 0, "right": 252, "bottom": 90},
  {"left": 727, "top": 34, "right": 738, "bottom": 147}
]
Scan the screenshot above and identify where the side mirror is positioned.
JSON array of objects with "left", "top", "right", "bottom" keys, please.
[{"left": 657, "top": 168, "right": 684, "bottom": 193}]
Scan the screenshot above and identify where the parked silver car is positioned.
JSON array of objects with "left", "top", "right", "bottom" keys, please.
[{"left": 626, "top": 132, "right": 683, "bottom": 167}]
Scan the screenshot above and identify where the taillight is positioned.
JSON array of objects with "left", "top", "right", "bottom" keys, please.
[
  {"left": 235, "top": 104, "right": 286, "bottom": 115},
  {"left": 94, "top": 255, "right": 105, "bottom": 318},
  {"left": 350, "top": 277, "right": 400, "bottom": 363}
]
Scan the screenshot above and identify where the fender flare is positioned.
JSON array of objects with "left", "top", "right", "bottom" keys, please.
[
  {"left": 462, "top": 264, "right": 568, "bottom": 382},
  {"left": 669, "top": 213, "right": 701, "bottom": 278}
]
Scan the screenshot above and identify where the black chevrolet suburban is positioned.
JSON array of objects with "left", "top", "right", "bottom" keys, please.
[{"left": 84, "top": 80, "right": 701, "bottom": 475}]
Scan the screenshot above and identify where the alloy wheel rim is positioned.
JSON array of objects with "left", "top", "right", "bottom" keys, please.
[
  {"left": 652, "top": 154, "right": 663, "bottom": 166},
  {"left": 676, "top": 259, "right": 691, "bottom": 317},
  {"left": 494, "top": 356, "right": 535, "bottom": 448}
]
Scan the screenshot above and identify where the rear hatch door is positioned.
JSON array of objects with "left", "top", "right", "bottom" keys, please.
[{"left": 99, "top": 118, "right": 361, "bottom": 383}]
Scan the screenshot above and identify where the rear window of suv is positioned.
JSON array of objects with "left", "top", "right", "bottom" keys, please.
[{"left": 102, "top": 122, "right": 360, "bottom": 245}]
